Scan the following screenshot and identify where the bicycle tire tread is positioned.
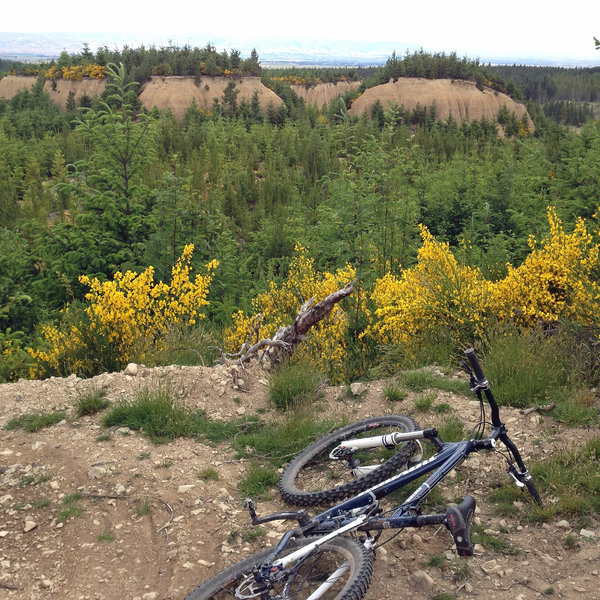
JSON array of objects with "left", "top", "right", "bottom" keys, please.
[{"left": 279, "top": 415, "right": 420, "bottom": 507}]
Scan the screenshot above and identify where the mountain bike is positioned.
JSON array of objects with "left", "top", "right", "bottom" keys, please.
[{"left": 185, "top": 348, "right": 542, "bottom": 600}]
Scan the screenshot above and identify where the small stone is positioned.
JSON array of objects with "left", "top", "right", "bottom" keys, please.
[
  {"left": 411, "top": 533, "right": 423, "bottom": 545},
  {"left": 183, "top": 562, "right": 195, "bottom": 569},
  {"left": 114, "top": 484, "right": 126, "bottom": 495},
  {"left": 142, "top": 593, "right": 158, "bottom": 600},
  {"left": 88, "top": 466, "right": 107, "bottom": 479},
  {"left": 32, "top": 441, "right": 45, "bottom": 451},
  {"left": 0, "top": 494, "right": 13, "bottom": 505},
  {"left": 41, "top": 579, "right": 53, "bottom": 589},
  {"left": 124, "top": 363, "right": 139, "bottom": 376},
  {"left": 580, "top": 528, "right": 596, "bottom": 539},
  {"left": 350, "top": 382, "right": 367, "bottom": 396},
  {"left": 0, "top": 531, "right": 8, "bottom": 537},
  {"left": 556, "top": 520, "right": 570, "bottom": 529},
  {"left": 481, "top": 559, "right": 499, "bottom": 574},
  {"left": 473, "top": 543, "right": 484, "bottom": 555},
  {"left": 236, "top": 406, "right": 246, "bottom": 415},
  {"left": 178, "top": 484, "right": 195, "bottom": 493},
  {"left": 23, "top": 520, "right": 37, "bottom": 532},
  {"left": 410, "top": 570, "right": 435, "bottom": 592},
  {"left": 50, "top": 481, "right": 60, "bottom": 490},
  {"left": 197, "top": 559, "right": 212, "bottom": 566}
]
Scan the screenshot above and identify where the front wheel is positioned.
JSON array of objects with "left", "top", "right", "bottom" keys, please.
[
  {"left": 280, "top": 415, "right": 421, "bottom": 507},
  {"left": 185, "top": 535, "right": 373, "bottom": 600}
]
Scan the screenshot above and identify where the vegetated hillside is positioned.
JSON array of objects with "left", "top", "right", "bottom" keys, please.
[
  {"left": 138, "top": 76, "right": 284, "bottom": 123},
  {"left": 290, "top": 80, "right": 360, "bottom": 106},
  {"left": 0, "top": 74, "right": 105, "bottom": 106},
  {"left": 0, "top": 362, "right": 597, "bottom": 599},
  {"left": 349, "top": 77, "right": 533, "bottom": 129}
]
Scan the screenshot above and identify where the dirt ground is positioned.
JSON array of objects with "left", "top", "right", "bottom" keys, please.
[{"left": 0, "top": 362, "right": 598, "bottom": 600}]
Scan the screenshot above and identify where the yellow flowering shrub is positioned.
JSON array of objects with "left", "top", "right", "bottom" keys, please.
[
  {"left": 224, "top": 244, "right": 356, "bottom": 381},
  {"left": 494, "top": 208, "right": 600, "bottom": 327},
  {"left": 369, "top": 208, "right": 600, "bottom": 357},
  {"left": 369, "top": 225, "right": 494, "bottom": 353},
  {"left": 28, "top": 245, "right": 218, "bottom": 377},
  {"left": 44, "top": 64, "right": 106, "bottom": 80}
]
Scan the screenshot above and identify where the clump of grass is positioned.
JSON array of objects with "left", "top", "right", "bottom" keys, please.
[
  {"left": 432, "top": 593, "right": 455, "bottom": 600},
  {"left": 97, "top": 531, "right": 115, "bottom": 542},
  {"left": 564, "top": 534, "right": 577, "bottom": 548},
  {"left": 33, "top": 498, "right": 51, "bottom": 509},
  {"left": 233, "top": 414, "right": 338, "bottom": 468},
  {"left": 138, "top": 451, "right": 151, "bottom": 460},
  {"left": 59, "top": 493, "right": 83, "bottom": 522},
  {"left": 481, "top": 325, "right": 580, "bottom": 411},
  {"left": 5, "top": 411, "right": 65, "bottom": 432},
  {"left": 434, "top": 402, "right": 452, "bottom": 414},
  {"left": 414, "top": 392, "right": 436, "bottom": 411},
  {"left": 198, "top": 467, "right": 220, "bottom": 481},
  {"left": 427, "top": 553, "right": 447, "bottom": 569},
  {"left": 102, "top": 385, "right": 192, "bottom": 443},
  {"left": 400, "top": 369, "right": 469, "bottom": 395},
  {"left": 102, "top": 384, "right": 259, "bottom": 444},
  {"left": 436, "top": 416, "right": 465, "bottom": 442},
  {"left": 529, "top": 437, "right": 600, "bottom": 519},
  {"left": 242, "top": 527, "right": 266, "bottom": 542},
  {"left": 471, "top": 524, "right": 518, "bottom": 555},
  {"left": 239, "top": 464, "right": 279, "bottom": 500},
  {"left": 19, "top": 472, "right": 51, "bottom": 487},
  {"left": 95, "top": 433, "right": 111, "bottom": 442},
  {"left": 133, "top": 500, "right": 151, "bottom": 516},
  {"left": 75, "top": 389, "right": 110, "bottom": 417},
  {"left": 268, "top": 363, "right": 324, "bottom": 411},
  {"left": 384, "top": 385, "right": 406, "bottom": 402}
]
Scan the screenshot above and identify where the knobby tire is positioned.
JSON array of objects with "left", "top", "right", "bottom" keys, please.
[
  {"left": 184, "top": 535, "right": 373, "bottom": 600},
  {"left": 279, "top": 415, "right": 420, "bottom": 507}
]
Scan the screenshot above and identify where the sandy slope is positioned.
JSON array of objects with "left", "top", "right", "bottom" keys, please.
[{"left": 349, "top": 77, "right": 532, "bottom": 128}]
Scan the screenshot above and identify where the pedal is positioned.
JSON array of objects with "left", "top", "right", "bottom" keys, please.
[{"left": 444, "top": 495, "right": 475, "bottom": 557}]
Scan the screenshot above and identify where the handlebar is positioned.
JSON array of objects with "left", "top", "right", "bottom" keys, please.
[{"left": 463, "top": 348, "right": 500, "bottom": 427}]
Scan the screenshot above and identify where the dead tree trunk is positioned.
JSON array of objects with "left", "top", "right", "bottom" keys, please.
[{"left": 237, "top": 282, "right": 354, "bottom": 366}]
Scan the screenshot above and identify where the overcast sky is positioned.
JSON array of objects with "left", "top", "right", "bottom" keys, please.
[{"left": 3, "top": 0, "right": 599, "bottom": 61}]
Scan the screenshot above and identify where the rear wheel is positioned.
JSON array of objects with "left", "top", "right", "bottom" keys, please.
[
  {"left": 185, "top": 535, "right": 373, "bottom": 600},
  {"left": 280, "top": 415, "right": 421, "bottom": 507}
]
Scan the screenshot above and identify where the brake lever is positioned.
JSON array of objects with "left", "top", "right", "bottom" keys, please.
[{"left": 458, "top": 359, "right": 473, "bottom": 377}]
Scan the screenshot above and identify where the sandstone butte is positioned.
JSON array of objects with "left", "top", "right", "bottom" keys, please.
[
  {"left": 0, "top": 74, "right": 532, "bottom": 129},
  {"left": 348, "top": 77, "right": 532, "bottom": 129}
]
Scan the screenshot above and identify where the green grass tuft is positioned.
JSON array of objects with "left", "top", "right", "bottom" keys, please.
[
  {"left": 5, "top": 411, "right": 65, "bottom": 432},
  {"left": 383, "top": 385, "right": 406, "bottom": 402},
  {"left": 75, "top": 389, "right": 110, "bottom": 417},
  {"left": 268, "top": 363, "right": 324, "bottom": 411}
]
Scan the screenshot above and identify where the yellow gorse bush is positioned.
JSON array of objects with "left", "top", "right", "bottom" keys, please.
[
  {"left": 29, "top": 245, "right": 218, "bottom": 377},
  {"left": 495, "top": 208, "right": 600, "bottom": 327},
  {"left": 369, "top": 208, "right": 600, "bottom": 356},
  {"left": 369, "top": 225, "right": 494, "bottom": 351},
  {"left": 224, "top": 244, "right": 355, "bottom": 380},
  {"left": 44, "top": 64, "right": 107, "bottom": 80}
]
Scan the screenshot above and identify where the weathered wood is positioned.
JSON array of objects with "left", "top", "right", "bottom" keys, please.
[{"left": 237, "top": 282, "right": 354, "bottom": 365}]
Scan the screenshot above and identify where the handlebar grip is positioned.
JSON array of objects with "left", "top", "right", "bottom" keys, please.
[{"left": 464, "top": 348, "right": 486, "bottom": 383}]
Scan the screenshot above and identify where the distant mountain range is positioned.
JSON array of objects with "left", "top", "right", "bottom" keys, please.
[{"left": 1, "top": 31, "right": 598, "bottom": 68}]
